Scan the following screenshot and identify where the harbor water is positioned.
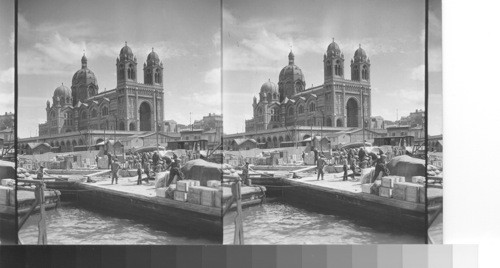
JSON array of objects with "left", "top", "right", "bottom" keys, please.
[
  {"left": 18, "top": 203, "right": 219, "bottom": 245},
  {"left": 223, "top": 200, "right": 424, "bottom": 244}
]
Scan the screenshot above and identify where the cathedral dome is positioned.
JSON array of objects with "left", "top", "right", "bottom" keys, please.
[
  {"left": 53, "top": 83, "right": 71, "bottom": 98},
  {"left": 119, "top": 42, "right": 134, "bottom": 60},
  {"left": 326, "top": 38, "right": 341, "bottom": 57},
  {"left": 72, "top": 67, "right": 98, "bottom": 87},
  {"left": 260, "top": 80, "right": 278, "bottom": 94},
  {"left": 279, "top": 50, "right": 304, "bottom": 81},
  {"left": 146, "top": 49, "right": 160, "bottom": 65},
  {"left": 279, "top": 64, "right": 304, "bottom": 81},
  {"left": 354, "top": 44, "right": 367, "bottom": 62}
]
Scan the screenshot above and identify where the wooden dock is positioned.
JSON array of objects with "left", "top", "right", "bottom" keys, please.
[{"left": 45, "top": 178, "right": 222, "bottom": 237}]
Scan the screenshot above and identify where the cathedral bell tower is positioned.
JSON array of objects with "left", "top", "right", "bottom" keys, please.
[
  {"left": 116, "top": 42, "right": 138, "bottom": 85},
  {"left": 351, "top": 44, "right": 370, "bottom": 82},
  {"left": 324, "top": 38, "right": 345, "bottom": 83},
  {"left": 143, "top": 48, "right": 163, "bottom": 85}
]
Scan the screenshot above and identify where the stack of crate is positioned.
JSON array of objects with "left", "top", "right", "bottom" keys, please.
[
  {"left": 393, "top": 181, "right": 425, "bottom": 203},
  {"left": 186, "top": 180, "right": 222, "bottom": 208},
  {"left": 379, "top": 176, "right": 405, "bottom": 198},
  {"left": 174, "top": 180, "right": 200, "bottom": 202}
]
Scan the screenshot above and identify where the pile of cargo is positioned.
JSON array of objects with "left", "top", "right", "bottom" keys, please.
[
  {"left": 156, "top": 179, "right": 222, "bottom": 208},
  {"left": 361, "top": 175, "right": 425, "bottom": 203},
  {"left": 427, "top": 165, "right": 442, "bottom": 177},
  {"left": 16, "top": 167, "right": 32, "bottom": 179}
]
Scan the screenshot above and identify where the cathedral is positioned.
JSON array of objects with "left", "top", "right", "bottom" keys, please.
[
  {"left": 245, "top": 38, "right": 371, "bottom": 132},
  {"left": 38, "top": 42, "right": 165, "bottom": 137}
]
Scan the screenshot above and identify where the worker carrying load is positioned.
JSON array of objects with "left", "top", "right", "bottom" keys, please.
[{"left": 166, "top": 154, "right": 183, "bottom": 187}]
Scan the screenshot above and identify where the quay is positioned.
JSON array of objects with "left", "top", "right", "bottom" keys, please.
[
  {"left": 44, "top": 177, "right": 222, "bottom": 237},
  {"left": 247, "top": 170, "right": 442, "bottom": 233}
]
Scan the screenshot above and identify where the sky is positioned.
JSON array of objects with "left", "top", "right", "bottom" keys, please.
[
  {"left": 223, "top": 0, "right": 426, "bottom": 134},
  {"left": 0, "top": 0, "right": 15, "bottom": 115},
  {"left": 17, "top": 0, "right": 221, "bottom": 138},
  {"left": 428, "top": 0, "right": 443, "bottom": 135}
]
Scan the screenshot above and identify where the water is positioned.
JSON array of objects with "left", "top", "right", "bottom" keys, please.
[
  {"left": 223, "top": 200, "right": 424, "bottom": 244},
  {"left": 18, "top": 203, "right": 219, "bottom": 245}
]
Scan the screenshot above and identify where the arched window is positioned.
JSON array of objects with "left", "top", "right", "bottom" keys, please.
[
  {"left": 335, "top": 60, "right": 341, "bottom": 76},
  {"left": 127, "top": 68, "right": 131, "bottom": 79},
  {"left": 101, "top": 106, "right": 108, "bottom": 116},
  {"left": 267, "top": 93, "right": 272, "bottom": 102},
  {"left": 273, "top": 93, "right": 277, "bottom": 100},
  {"left": 298, "top": 105, "right": 304, "bottom": 114},
  {"left": 257, "top": 107, "right": 263, "bottom": 115},
  {"left": 326, "top": 61, "right": 332, "bottom": 75},
  {"left": 81, "top": 111, "right": 87, "bottom": 120},
  {"left": 288, "top": 107, "right": 294, "bottom": 116},
  {"left": 131, "top": 68, "right": 135, "bottom": 80},
  {"left": 91, "top": 109, "right": 98, "bottom": 118},
  {"left": 309, "top": 102, "right": 315, "bottom": 112}
]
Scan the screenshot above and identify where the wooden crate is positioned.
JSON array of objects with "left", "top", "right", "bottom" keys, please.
[
  {"left": 405, "top": 184, "right": 424, "bottom": 203},
  {"left": 393, "top": 188, "right": 406, "bottom": 201},
  {"left": 1, "top": 179, "right": 15, "bottom": 186},
  {"left": 207, "top": 180, "right": 221, "bottom": 188},
  {"left": 381, "top": 176, "right": 404, "bottom": 188},
  {"left": 155, "top": 187, "right": 168, "bottom": 198},
  {"left": 412, "top": 176, "right": 425, "bottom": 184},
  {"left": 201, "top": 187, "right": 219, "bottom": 207},
  {"left": 174, "top": 191, "right": 188, "bottom": 202},
  {"left": 214, "top": 190, "right": 222, "bottom": 208},
  {"left": 379, "top": 187, "right": 393, "bottom": 198},
  {"left": 419, "top": 187, "right": 426, "bottom": 203},
  {"left": 177, "top": 180, "right": 197, "bottom": 192},
  {"left": 187, "top": 192, "right": 201, "bottom": 204},
  {"left": 0, "top": 186, "right": 11, "bottom": 206}
]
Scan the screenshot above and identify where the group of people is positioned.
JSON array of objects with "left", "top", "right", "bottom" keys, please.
[
  {"left": 309, "top": 146, "right": 390, "bottom": 183},
  {"left": 105, "top": 150, "right": 183, "bottom": 186}
]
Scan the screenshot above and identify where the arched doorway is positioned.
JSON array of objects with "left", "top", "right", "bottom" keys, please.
[
  {"left": 326, "top": 117, "right": 332, "bottom": 127},
  {"left": 346, "top": 98, "right": 359, "bottom": 127},
  {"left": 119, "top": 121, "right": 125, "bottom": 130},
  {"left": 336, "top": 118, "right": 343, "bottom": 127},
  {"left": 139, "top": 102, "right": 152, "bottom": 131},
  {"left": 129, "top": 122, "right": 136, "bottom": 131}
]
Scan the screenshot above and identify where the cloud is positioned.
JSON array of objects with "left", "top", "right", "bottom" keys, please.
[
  {"left": 0, "top": 68, "right": 14, "bottom": 84},
  {"left": 222, "top": 7, "right": 407, "bottom": 73},
  {"left": 0, "top": 91, "right": 14, "bottom": 113}
]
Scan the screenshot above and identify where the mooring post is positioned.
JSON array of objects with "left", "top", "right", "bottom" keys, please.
[
  {"left": 232, "top": 179, "right": 244, "bottom": 245},
  {"left": 36, "top": 183, "right": 48, "bottom": 245}
]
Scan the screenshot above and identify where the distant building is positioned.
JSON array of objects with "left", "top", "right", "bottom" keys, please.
[{"left": 386, "top": 125, "right": 410, "bottom": 137}]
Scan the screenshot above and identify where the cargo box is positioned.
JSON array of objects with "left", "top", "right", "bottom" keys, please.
[
  {"left": 393, "top": 188, "right": 406, "bottom": 201},
  {"left": 176, "top": 180, "right": 191, "bottom": 192},
  {"left": 381, "top": 176, "right": 404, "bottom": 188},
  {"left": 0, "top": 186, "right": 11, "bottom": 206},
  {"left": 214, "top": 190, "right": 222, "bottom": 208},
  {"left": 206, "top": 180, "right": 221, "bottom": 188},
  {"left": 1, "top": 179, "right": 15, "bottom": 186},
  {"left": 201, "top": 187, "right": 219, "bottom": 207},
  {"left": 361, "top": 183, "right": 373, "bottom": 194},
  {"left": 393, "top": 182, "right": 408, "bottom": 191},
  {"left": 405, "top": 183, "right": 423, "bottom": 203},
  {"left": 379, "top": 187, "right": 393, "bottom": 198},
  {"left": 419, "top": 187, "right": 426, "bottom": 203},
  {"left": 187, "top": 192, "right": 201, "bottom": 205},
  {"left": 155, "top": 187, "right": 168, "bottom": 198},
  {"left": 174, "top": 191, "right": 188, "bottom": 202},
  {"left": 411, "top": 176, "right": 425, "bottom": 184}
]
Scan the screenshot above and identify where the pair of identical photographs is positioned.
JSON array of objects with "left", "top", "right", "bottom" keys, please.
[{"left": 0, "top": 0, "right": 442, "bottom": 245}]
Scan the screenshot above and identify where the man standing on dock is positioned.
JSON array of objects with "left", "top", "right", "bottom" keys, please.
[
  {"left": 317, "top": 155, "right": 326, "bottom": 180},
  {"left": 241, "top": 161, "right": 250, "bottom": 186},
  {"left": 372, "top": 154, "right": 389, "bottom": 183},
  {"left": 136, "top": 161, "right": 143, "bottom": 185},
  {"left": 111, "top": 159, "right": 120, "bottom": 185},
  {"left": 166, "top": 154, "right": 183, "bottom": 187}
]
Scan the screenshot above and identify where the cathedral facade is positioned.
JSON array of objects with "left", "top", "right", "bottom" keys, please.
[
  {"left": 38, "top": 43, "right": 164, "bottom": 137},
  {"left": 245, "top": 38, "right": 371, "bottom": 133}
]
